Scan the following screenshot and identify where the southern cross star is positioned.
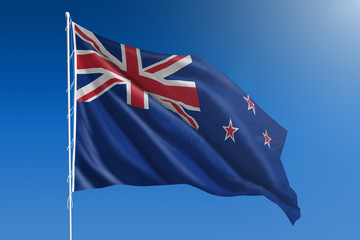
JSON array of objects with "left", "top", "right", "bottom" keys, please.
[
  {"left": 263, "top": 130, "right": 271, "bottom": 148},
  {"left": 244, "top": 95, "right": 256, "bottom": 115},
  {"left": 223, "top": 119, "right": 238, "bottom": 142}
]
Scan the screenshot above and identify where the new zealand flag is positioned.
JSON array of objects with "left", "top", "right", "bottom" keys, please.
[{"left": 72, "top": 22, "right": 300, "bottom": 224}]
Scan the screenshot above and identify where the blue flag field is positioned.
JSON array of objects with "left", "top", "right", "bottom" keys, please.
[{"left": 71, "top": 22, "right": 300, "bottom": 224}]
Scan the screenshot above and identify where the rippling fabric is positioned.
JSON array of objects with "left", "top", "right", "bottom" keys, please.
[{"left": 73, "top": 23, "right": 300, "bottom": 224}]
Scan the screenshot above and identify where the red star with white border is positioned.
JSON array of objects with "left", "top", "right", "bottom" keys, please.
[
  {"left": 223, "top": 119, "right": 238, "bottom": 142},
  {"left": 244, "top": 95, "right": 256, "bottom": 115},
  {"left": 262, "top": 130, "right": 271, "bottom": 148}
]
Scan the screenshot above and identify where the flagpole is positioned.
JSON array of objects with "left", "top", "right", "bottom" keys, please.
[{"left": 65, "top": 11, "right": 73, "bottom": 240}]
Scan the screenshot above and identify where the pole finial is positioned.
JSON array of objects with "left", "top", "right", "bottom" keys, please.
[{"left": 65, "top": 12, "right": 70, "bottom": 19}]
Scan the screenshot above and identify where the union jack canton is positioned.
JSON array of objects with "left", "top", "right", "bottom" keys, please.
[
  {"left": 75, "top": 23, "right": 200, "bottom": 129},
  {"left": 72, "top": 22, "right": 300, "bottom": 224}
]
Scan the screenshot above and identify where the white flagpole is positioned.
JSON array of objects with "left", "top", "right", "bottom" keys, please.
[{"left": 65, "top": 11, "right": 73, "bottom": 240}]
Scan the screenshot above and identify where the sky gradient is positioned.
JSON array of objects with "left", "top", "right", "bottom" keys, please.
[{"left": 1, "top": 0, "right": 359, "bottom": 239}]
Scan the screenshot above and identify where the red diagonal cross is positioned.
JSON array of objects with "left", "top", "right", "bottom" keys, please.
[
  {"left": 76, "top": 26, "right": 199, "bottom": 110},
  {"left": 75, "top": 24, "right": 200, "bottom": 129}
]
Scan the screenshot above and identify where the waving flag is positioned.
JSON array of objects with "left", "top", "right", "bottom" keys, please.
[{"left": 71, "top": 22, "right": 300, "bottom": 224}]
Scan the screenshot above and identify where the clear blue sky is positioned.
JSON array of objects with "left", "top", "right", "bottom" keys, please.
[{"left": 1, "top": 0, "right": 359, "bottom": 239}]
